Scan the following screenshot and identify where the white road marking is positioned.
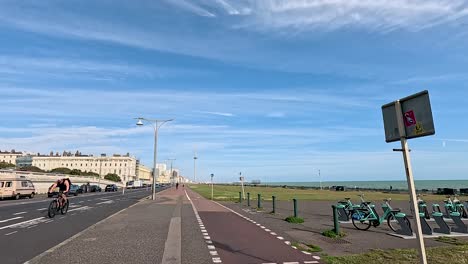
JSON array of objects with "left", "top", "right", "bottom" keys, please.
[
  {"left": 313, "top": 256, "right": 321, "bottom": 260},
  {"left": 283, "top": 262, "right": 299, "bottom": 264},
  {"left": 0, "top": 217, "right": 47, "bottom": 230},
  {"left": 5, "top": 231, "right": 17, "bottom": 236},
  {"left": 13, "top": 212, "right": 27, "bottom": 215},
  {"left": 265, "top": 229, "right": 271, "bottom": 232},
  {"left": 68, "top": 206, "right": 92, "bottom": 212},
  {"left": 277, "top": 236, "right": 284, "bottom": 240},
  {"left": 208, "top": 245, "right": 216, "bottom": 250},
  {"left": 0, "top": 216, "right": 23, "bottom": 223},
  {"left": 285, "top": 241, "right": 291, "bottom": 245},
  {"left": 271, "top": 232, "right": 277, "bottom": 235},
  {"left": 209, "top": 251, "right": 218, "bottom": 256},
  {"left": 96, "top": 200, "right": 114, "bottom": 205},
  {"left": 27, "top": 225, "right": 38, "bottom": 229},
  {"left": 302, "top": 251, "right": 312, "bottom": 255},
  {"left": 212, "top": 257, "right": 222, "bottom": 263},
  {"left": 304, "top": 261, "right": 319, "bottom": 264},
  {"left": 36, "top": 208, "right": 47, "bottom": 211}
]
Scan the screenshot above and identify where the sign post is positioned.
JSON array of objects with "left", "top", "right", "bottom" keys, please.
[
  {"left": 240, "top": 172, "right": 245, "bottom": 200},
  {"left": 382, "top": 90, "right": 435, "bottom": 264}
]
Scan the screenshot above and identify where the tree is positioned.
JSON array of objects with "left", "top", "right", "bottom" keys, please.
[
  {"left": 0, "top": 162, "right": 15, "bottom": 169},
  {"left": 70, "top": 169, "right": 82, "bottom": 175},
  {"left": 50, "top": 167, "right": 72, "bottom": 174},
  {"left": 104, "top": 173, "right": 121, "bottom": 182},
  {"left": 19, "top": 166, "right": 44, "bottom": 172}
]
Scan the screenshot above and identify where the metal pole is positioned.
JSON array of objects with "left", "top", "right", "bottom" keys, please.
[
  {"left": 247, "top": 192, "right": 250, "bottom": 207},
  {"left": 293, "top": 198, "right": 298, "bottom": 218},
  {"left": 240, "top": 172, "right": 245, "bottom": 200},
  {"left": 211, "top": 174, "right": 214, "bottom": 200},
  {"left": 332, "top": 205, "right": 340, "bottom": 234},
  {"left": 395, "top": 101, "right": 427, "bottom": 264},
  {"left": 319, "top": 169, "right": 322, "bottom": 190},
  {"left": 193, "top": 156, "right": 197, "bottom": 183},
  {"left": 239, "top": 192, "right": 242, "bottom": 203},
  {"left": 257, "top": 194, "right": 261, "bottom": 208},
  {"left": 152, "top": 124, "right": 158, "bottom": 201},
  {"left": 272, "top": 196, "right": 276, "bottom": 213}
]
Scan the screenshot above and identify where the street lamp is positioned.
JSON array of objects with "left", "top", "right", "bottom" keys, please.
[
  {"left": 135, "top": 117, "right": 174, "bottom": 200},
  {"left": 210, "top": 173, "right": 214, "bottom": 200},
  {"left": 166, "top": 158, "right": 176, "bottom": 185}
]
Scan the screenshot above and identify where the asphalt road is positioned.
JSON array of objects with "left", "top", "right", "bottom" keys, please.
[{"left": 0, "top": 187, "right": 163, "bottom": 264}]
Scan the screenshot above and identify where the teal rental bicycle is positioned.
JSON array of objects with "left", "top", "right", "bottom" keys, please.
[
  {"left": 444, "top": 195, "right": 467, "bottom": 218},
  {"left": 351, "top": 197, "right": 410, "bottom": 232},
  {"left": 337, "top": 197, "right": 363, "bottom": 218}
]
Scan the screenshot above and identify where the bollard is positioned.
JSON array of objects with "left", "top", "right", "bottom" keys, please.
[
  {"left": 258, "top": 194, "right": 262, "bottom": 208},
  {"left": 239, "top": 192, "right": 242, "bottom": 203},
  {"left": 293, "top": 198, "right": 298, "bottom": 218},
  {"left": 332, "top": 205, "right": 340, "bottom": 234},
  {"left": 247, "top": 192, "right": 250, "bottom": 207},
  {"left": 272, "top": 196, "right": 276, "bottom": 214}
]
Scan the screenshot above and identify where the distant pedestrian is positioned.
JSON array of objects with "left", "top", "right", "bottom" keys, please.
[
  {"left": 176, "top": 182, "right": 179, "bottom": 190},
  {"left": 390, "top": 185, "right": 393, "bottom": 192}
]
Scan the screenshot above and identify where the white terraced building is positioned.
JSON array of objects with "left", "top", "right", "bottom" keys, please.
[{"left": 31, "top": 154, "right": 137, "bottom": 183}]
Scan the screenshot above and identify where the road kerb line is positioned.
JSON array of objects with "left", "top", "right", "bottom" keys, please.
[
  {"left": 24, "top": 194, "right": 150, "bottom": 264},
  {"left": 5, "top": 231, "right": 17, "bottom": 236}
]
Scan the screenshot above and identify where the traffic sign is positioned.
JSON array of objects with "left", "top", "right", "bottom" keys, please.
[{"left": 382, "top": 90, "right": 435, "bottom": 142}]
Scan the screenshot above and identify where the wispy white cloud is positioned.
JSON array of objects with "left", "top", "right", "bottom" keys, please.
[
  {"left": 198, "top": 111, "right": 235, "bottom": 117},
  {"left": 232, "top": 0, "right": 468, "bottom": 32},
  {"left": 164, "top": 0, "right": 216, "bottom": 17}
]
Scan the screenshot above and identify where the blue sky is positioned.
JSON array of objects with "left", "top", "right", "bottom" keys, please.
[{"left": 1, "top": 0, "right": 468, "bottom": 183}]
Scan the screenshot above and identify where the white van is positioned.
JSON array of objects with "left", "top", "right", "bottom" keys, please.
[{"left": 0, "top": 174, "right": 36, "bottom": 199}]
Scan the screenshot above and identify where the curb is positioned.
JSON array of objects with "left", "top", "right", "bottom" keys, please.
[{"left": 24, "top": 194, "right": 151, "bottom": 264}]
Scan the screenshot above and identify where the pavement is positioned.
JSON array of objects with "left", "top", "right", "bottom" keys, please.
[
  {"left": 20, "top": 187, "right": 323, "bottom": 264},
  {"left": 0, "top": 187, "right": 161, "bottom": 264}
]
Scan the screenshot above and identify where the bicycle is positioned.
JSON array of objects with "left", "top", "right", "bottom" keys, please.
[
  {"left": 351, "top": 197, "right": 411, "bottom": 232},
  {"left": 48, "top": 191, "right": 70, "bottom": 218},
  {"left": 337, "top": 195, "right": 367, "bottom": 218},
  {"left": 444, "top": 195, "right": 467, "bottom": 218},
  {"left": 409, "top": 194, "right": 430, "bottom": 219}
]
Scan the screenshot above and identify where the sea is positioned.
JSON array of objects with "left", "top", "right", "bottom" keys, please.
[{"left": 266, "top": 180, "right": 468, "bottom": 191}]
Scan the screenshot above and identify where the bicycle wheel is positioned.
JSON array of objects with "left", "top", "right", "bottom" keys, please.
[
  {"left": 387, "top": 214, "right": 398, "bottom": 232},
  {"left": 61, "top": 200, "right": 69, "bottom": 215},
  {"left": 48, "top": 200, "right": 58, "bottom": 218},
  {"left": 351, "top": 211, "right": 372, "bottom": 231}
]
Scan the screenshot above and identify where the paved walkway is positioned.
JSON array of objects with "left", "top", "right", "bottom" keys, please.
[
  {"left": 186, "top": 188, "right": 322, "bottom": 264},
  {"left": 26, "top": 187, "right": 212, "bottom": 264}
]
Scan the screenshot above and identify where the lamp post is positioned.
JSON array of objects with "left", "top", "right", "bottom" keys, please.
[
  {"left": 167, "top": 158, "right": 176, "bottom": 185},
  {"left": 193, "top": 155, "right": 198, "bottom": 183},
  {"left": 135, "top": 117, "right": 173, "bottom": 201},
  {"left": 211, "top": 173, "right": 214, "bottom": 200}
]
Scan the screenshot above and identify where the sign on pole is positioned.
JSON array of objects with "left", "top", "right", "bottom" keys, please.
[
  {"left": 381, "top": 90, "right": 435, "bottom": 264},
  {"left": 382, "top": 90, "right": 435, "bottom": 142}
]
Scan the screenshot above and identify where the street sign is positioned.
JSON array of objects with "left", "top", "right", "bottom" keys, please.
[{"left": 382, "top": 90, "right": 435, "bottom": 142}]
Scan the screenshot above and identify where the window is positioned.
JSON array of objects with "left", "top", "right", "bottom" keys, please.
[
  {"left": 28, "top": 181, "right": 34, "bottom": 187},
  {"left": 21, "top": 181, "right": 28, "bottom": 187},
  {"left": 81, "top": 164, "right": 82, "bottom": 166},
  {"left": 5, "top": 182, "right": 12, "bottom": 187},
  {"left": 119, "top": 169, "right": 121, "bottom": 174},
  {"left": 0, "top": 182, "right": 3, "bottom": 187}
]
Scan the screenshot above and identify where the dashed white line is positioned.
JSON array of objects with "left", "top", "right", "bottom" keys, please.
[
  {"left": 36, "top": 208, "right": 47, "bottom": 211},
  {"left": 208, "top": 245, "right": 216, "bottom": 250},
  {"left": 212, "top": 257, "right": 222, "bottom": 263},
  {"left": 283, "top": 262, "right": 299, "bottom": 264},
  {"left": 271, "top": 232, "right": 277, "bottom": 235},
  {"left": 209, "top": 251, "right": 218, "bottom": 256},
  {"left": 13, "top": 212, "right": 27, "bottom": 215},
  {"left": 302, "top": 251, "right": 312, "bottom": 255},
  {"left": 0, "top": 216, "right": 23, "bottom": 223},
  {"left": 304, "top": 261, "right": 319, "bottom": 264},
  {"left": 277, "top": 236, "right": 284, "bottom": 240},
  {"left": 5, "top": 231, "right": 17, "bottom": 236},
  {"left": 27, "top": 225, "right": 38, "bottom": 229},
  {"left": 265, "top": 229, "right": 271, "bottom": 232},
  {"left": 285, "top": 241, "right": 291, "bottom": 245},
  {"left": 313, "top": 256, "right": 321, "bottom": 260}
]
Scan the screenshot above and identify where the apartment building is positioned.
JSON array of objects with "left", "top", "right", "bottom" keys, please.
[
  {"left": 32, "top": 153, "right": 137, "bottom": 182},
  {"left": 0, "top": 150, "right": 23, "bottom": 164},
  {"left": 136, "top": 162, "right": 152, "bottom": 182}
]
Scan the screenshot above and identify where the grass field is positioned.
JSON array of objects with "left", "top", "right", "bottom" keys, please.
[
  {"left": 189, "top": 184, "right": 445, "bottom": 202},
  {"left": 325, "top": 244, "right": 468, "bottom": 264}
]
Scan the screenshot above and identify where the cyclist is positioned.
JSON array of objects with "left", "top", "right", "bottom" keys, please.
[{"left": 49, "top": 178, "right": 71, "bottom": 207}]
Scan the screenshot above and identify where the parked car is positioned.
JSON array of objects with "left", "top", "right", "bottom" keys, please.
[
  {"left": 90, "top": 185, "right": 102, "bottom": 192},
  {"left": 0, "top": 174, "right": 36, "bottom": 200},
  {"left": 105, "top": 184, "right": 118, "bottom": 192},
  {"left": 68, "top": 184, "right": 82, "bottom": 196}
]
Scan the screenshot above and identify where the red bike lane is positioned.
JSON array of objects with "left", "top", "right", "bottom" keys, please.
[{"left": 185, "top": 189, "right": 322, "bottom": 264}]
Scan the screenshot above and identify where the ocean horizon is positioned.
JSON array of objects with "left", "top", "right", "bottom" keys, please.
[{"left": 265, "top": 180, "right": 468, "bottom": 190}]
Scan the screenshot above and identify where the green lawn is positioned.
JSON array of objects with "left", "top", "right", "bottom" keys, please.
[
  {"left": 324, "top": 245, "right": 468, "bottom": 264},
  {"left": 189, "top": 184, "right": 444, "bottom": 202}
]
